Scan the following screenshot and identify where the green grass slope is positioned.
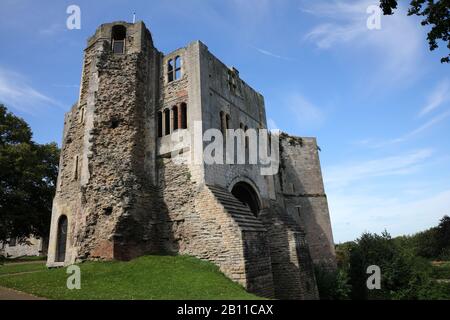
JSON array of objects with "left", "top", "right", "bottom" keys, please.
[{"left": 0, "top": 255, "right": 262, "bottom": 300}]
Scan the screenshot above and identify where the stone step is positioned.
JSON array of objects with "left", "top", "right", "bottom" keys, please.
[{"left": 207, "top": 184, "right": 266, "bottom": 232}]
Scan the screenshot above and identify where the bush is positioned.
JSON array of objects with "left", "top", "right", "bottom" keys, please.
[
  {"left": 342, "top": 231, "right": 438, "bottom": 300},
  {"left": 314, "top": 263, "right": 351, "bottom": 300}
]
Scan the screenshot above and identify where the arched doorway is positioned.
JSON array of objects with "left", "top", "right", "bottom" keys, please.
[
  {"left": 231, "top": 182, "right": 261, "bottom": 216},
  {"left": 55, "top": 215, "right": 68, "bottom": 262}
]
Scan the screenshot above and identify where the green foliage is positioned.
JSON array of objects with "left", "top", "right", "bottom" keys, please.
[
  {"left": 431, "top": 262, "right": 450, "bottom": 279},
  {"left": 380, "top": 0, "right": 450, "bottom": 63},
  {"left": 0, "top": 104, "right": 60, "bottom": 243},
  {"left": 331, "top": 215, "right": 450, "bottom": 300},
  {"left": 393, "top": 215, "right": 450, "bottom": 260},
  {"left": 336, "top": 231, "right": 445, "bottom": 300},
  {"left": 314, "top": 264, "right": 351, "bottom": 300}
]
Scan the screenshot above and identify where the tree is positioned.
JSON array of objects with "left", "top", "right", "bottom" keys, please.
[
  {"left": 435, "top": 215, "right": 450, "bottom": 258},
  {"left": 0, "top": 104, "right": 60, "bottom": 244},
  {"left": 347, "top": 231, "right": 435, "bottom": 300},
  {"left": 380, "top": 0, "right": 450, "bottom": 63}
]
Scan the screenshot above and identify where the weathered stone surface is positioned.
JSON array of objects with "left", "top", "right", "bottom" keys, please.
[{"left": 47, "top": 21, "right": 336, "bottom": 299}]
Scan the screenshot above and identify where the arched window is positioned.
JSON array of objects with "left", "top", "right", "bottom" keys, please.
[
  {"left": 180, "top": 103, "right": 187, "bottom": 129},
  {"left": 172, "top": 106, "right": 179, "bottom": 131},
  {"left": 168, "top": 56, "right": 182, "bottom": 83},
  {"left": 226, "top": 114, "right": 231, "bottom": 129},
  {"left": 164, "top": 109, "right": 170, "bottom": 135},
  {"left": 55, "top": 215, "right": 68, "bottom": 262},
  {"left": 111, "top": 25, "right": 126, "bottom": 54},
  {"left": 157, "top": 111, "right": 163, "bottom": 137}
]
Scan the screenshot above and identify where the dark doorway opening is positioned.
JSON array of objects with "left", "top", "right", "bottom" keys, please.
[
  {"left": 55, "top": 215, "right": 68, "bottom": 262},
  {"left": 231, "top": 182, "right": 260, "bottom": 216}
]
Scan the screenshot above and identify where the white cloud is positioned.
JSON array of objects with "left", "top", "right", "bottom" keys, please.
[
  {"left": 302, "top": 0, "right": 424, "bottom": 85},
  {"left": 324, "top": 148, "right": 433, "bottom": 189},
  {"left": 287, "top": 93, "right": 325, "bottom": 129},
  {"left": 418, "top": 79, "right": 450, "bottom": 117},
  {"left": 0, "top": 67, "right": 64, "bottom": 114}
]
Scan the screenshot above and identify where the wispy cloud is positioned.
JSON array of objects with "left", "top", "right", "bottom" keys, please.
[
  {"left": 0, "top": 67, "right": 64, "bottom": 114},
  {"left": 324, "top": 148, "right": 433, "bottom": 189},
  {"left": 302, "top": 0, "right": 424, "bottom": 85},
  {"left": 369, "top": 110, "right": 450, "bottom": 148},
  {"left": 38, "top": 23, "right": 65, "bottom": 36},
  {"left": 252, "top": 46, "right": 293, "bottom": 61},
  {"left": 287, "top": 93, "right": 325, "bottom": 129},
  {"left": 418, "top": 79, "right": 450, "bottom": 117}
]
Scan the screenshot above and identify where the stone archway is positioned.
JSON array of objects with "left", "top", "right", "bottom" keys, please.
[
  {"left": 231, "top": 181, "right": 261, "bottom": 217},
  {"left": 55, "top": 215, "right": 68, "bottom": 263}
]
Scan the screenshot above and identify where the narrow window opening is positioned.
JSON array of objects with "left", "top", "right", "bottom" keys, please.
[
  {"left": 168, "top": 59, "right": 174, "bottom": 82},
  {"left": 164, "top": 109, "right": 170, "bottom": 135},
  {"left": 111, "top": 25, "right": 126, "bottom": 54},
  {"left": 172, "top": 106, "right": 179, "bottom": 130},
  {"left": 73, "top": 155, "right": 79, "bottom": 180},
  {"left": 220, "top": 111, "right": 225, "bottom": 134},
  {"left": 228, "top": 69, "right": 238, "bottom": 93},
  {"left": 175, "top": 56, "right": 182, "bottom": 80},
  {"left": 79, "top": 107, "right": 85, "bottom": 124},
  {"left": 157, "top": 111, "right": 163, "bottom": 137},
  {"left": 180, "top": 103, "right": 187, "bottom": 129},
  {"left": 244, "top": 125, "right": 249, "bottom": 151}
]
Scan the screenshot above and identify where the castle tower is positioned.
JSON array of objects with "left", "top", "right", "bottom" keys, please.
[
  {"left": 47, "top": 21, "right": 162, "bottom": 265},
  {"left": 47, "top": 21, "right": 335, "bottom": 300}
]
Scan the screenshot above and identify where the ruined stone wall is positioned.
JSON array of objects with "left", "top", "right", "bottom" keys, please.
[
  {"left": 47, "top": 102, "right": 84, "bottom": 265},
  {"left": 278, "top": 134, "right": 336, "bottom": 267},
  {"left": 197, "top": 43, "right": 272, "bottom": 196},
  {"left": 79, "top": 23, "right": 161, "bottom": 261},
  {"left": 2, "top": 237, "right": 47, "bottom": 258},
  {"left": 48, "top": 22, "right": 162, "bottom": 266},
  {"left": 259, "top": 204, "right": 318, "bottom": 299}
]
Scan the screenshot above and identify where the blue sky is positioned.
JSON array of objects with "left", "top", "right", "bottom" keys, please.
[{"left": 0, "top": 0, "right": 449, "bottom": 242}]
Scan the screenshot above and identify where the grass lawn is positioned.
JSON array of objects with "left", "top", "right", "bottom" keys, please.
[
  {"left": 0, "top": 255, "right": 262, "bottom": 300},
  {"left": 0, "top": 262, "right": 46, "bottom": 275}
]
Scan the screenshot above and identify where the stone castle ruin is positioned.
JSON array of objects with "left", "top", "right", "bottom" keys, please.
[{"left": 47, "top": 21, "right": 336, "bottom": 299}]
